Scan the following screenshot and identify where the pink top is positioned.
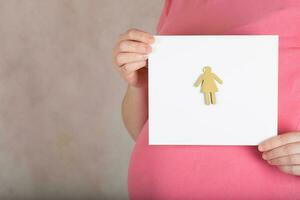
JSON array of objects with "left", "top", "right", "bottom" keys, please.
[{"left": 128, "top": 0, "right": 300, "bottom": 199}]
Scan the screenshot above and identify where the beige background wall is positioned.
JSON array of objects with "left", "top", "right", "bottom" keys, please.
[{"left": 0, "top": 0, "right": 162, "bottom": 199}]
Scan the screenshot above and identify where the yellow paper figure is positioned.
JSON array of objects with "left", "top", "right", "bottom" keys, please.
[{"left": 194, "top": 66, "right": 223, "bottom": 105}]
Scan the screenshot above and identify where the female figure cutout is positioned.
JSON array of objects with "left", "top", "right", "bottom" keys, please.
[{"left": 194, "top": 66, "right": 223, "bottom": 105}]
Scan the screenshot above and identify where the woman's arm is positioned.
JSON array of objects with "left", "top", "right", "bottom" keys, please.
[
  {"left": 122, "top": 85, "right": 148, "bottom": 140},
  {"left": 213, "top": 74, "right": 223, "bottom": 84},
  {"left": 113, "top": 29, "right": 154, "bottom": 140},
  {"left": 194, "top": 75, "right": 203, "bottom": 87}
]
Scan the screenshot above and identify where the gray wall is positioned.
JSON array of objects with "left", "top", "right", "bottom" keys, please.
[{"left": 0, "top": 0, "right": 162, "bottom": 199}]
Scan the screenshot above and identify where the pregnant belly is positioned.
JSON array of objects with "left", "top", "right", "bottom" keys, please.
[{"left": 128, "top": 121, "right": 300, "bottom": 200}]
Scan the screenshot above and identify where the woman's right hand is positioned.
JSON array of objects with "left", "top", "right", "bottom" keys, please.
[{"left": 113, "top": 29, "right": 155, "bottom": 88}]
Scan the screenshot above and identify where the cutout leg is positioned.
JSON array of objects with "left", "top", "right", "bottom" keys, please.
[
  {"left": 211, "top": 92, "right": 216, "bottom": 104},
  {"left": 204, "top": 93, "right": 210, "bottom": 105}
]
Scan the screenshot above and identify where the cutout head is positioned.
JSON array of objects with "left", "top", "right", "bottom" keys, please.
[{"left": 203, "top": 66, "right": 212, "bottom": 73}]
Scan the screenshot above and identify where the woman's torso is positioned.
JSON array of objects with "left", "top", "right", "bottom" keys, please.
[
  {"left": 129, "top": 0, "right": 300, "bottom": 199},
  {"left": 201, "top": 73, "right": 218, "bottom": 92}
]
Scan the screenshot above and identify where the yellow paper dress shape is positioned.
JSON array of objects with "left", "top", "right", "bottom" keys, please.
[{"left": 194, "top": 66, "right": 223, "bottom": 105}]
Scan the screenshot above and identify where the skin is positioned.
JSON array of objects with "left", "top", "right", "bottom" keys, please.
[
  {"left": 113, "top": 29, "right": 300, "bottom": 177},
  {"left": 113, "top": 29, "right": 154, "bottom": 140},
  {"left": 258, "top": 132, "right": 300, "bottom": 176}
]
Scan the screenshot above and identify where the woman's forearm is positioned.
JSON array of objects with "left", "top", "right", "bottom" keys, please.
[
  {"left": 122, "top": 85, "right": 148, "bottom": 140},
  {"left": 114, "top": 29, "right": 153, "bottom": 140}
]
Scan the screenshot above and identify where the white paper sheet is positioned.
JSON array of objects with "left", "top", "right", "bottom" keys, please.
[{"left": 149, "top": 35, "right": 278, "bottom": 145}]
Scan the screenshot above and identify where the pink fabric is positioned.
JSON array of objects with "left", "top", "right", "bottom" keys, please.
[{"left": 128, "top": 0, "right": 300, "bottom": 199}]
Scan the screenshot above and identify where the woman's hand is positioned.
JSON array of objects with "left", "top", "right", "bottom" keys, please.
[
  {"left": 258, "top": 132, "right": 300, "bottom": 176},
  {"left": 113, "top": 29, "right": 154, "bottom": 88}
]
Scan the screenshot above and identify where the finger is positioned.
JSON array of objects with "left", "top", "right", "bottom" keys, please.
[
  {"left": 119, "top": 40, "right": 152, "bottom": 54},
  {"left": 115, "top": 53, "right": 148, "bottom": 66},
  {"left": 119, "top": 29, "right": 155, "bottom": 44},
  {"left": 277, "top": 165, "right": 300, "bottom": 176},
  {"left": 258, "top": 132, "right": 300, "bottom": 152},
  {"left": 262, "top": 142, "right": 300, "bottom": 160},
  {"left": 268, "top": 154, "right": 300, "bottom": 165},
  {"left": 121, "top": 61, "right": 147, "bottom": 74}
]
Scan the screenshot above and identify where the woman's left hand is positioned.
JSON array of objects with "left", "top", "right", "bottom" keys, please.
[{"left": 258, "top": 132, "right": 300, "bottom": 176}]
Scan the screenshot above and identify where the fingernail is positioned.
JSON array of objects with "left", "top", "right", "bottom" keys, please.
[
  {"left": 148, "top": 36, "right": 155, "bottom": 43},
  {"left": 258, "top": 145, "right": 264, "bottom": 152},
  {"left": 267, "top": 160, "right": 273, "bottom": 164},
  {"left": 146, "top": 46, "right": 152, "bottom": 53},
  {"left": 262, "top": 153, "right": 267, "bottom": 160}
]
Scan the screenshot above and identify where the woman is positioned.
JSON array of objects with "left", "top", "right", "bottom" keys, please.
[
  {"left": 194, "top": 66, "right": 223, "bottom": 105},
  {"left": 113, "top": 0, "right": 300, "bottom": 199}
]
